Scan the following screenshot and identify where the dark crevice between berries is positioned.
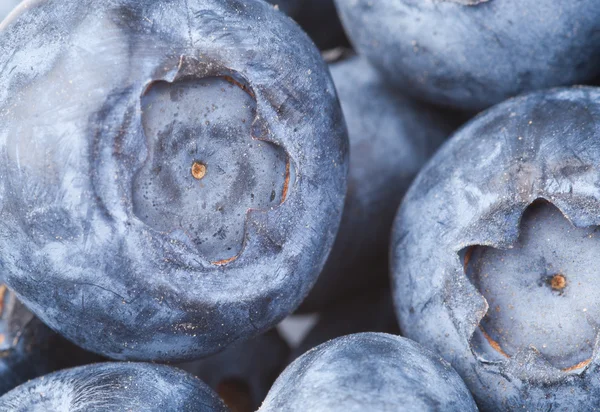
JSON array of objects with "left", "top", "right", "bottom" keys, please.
[
  {"left": 461, "top": 199, "right": 600, "bottom": 372},
  {"left": 134, "top": 60, "right": 296, "bottom": 266},
  {"left": 0, "top": 285, "right": 35, "bottom": 353},
  {"left": 216, "top": 378, "right": 254, "bottom": 412}
]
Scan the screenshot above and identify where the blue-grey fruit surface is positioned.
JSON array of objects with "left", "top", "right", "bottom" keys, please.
[
  {"left": 392, "top": 87, "right": 600, "bottom": 410},
  {"left": 0, "top": 0, "right": 348, "bottom": 362},
  {"left": 260, "top": 333, "right": 478, "bottom": 412},
  {"left": 334, "top": 0, "right": 600, "bottom": 111},
  {"left": 0, "top": 362, "right": 228, "bottom": 411}
]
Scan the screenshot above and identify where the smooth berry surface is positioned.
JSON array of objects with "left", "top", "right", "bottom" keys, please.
[
  {"left": 335, "top": 0, "right": 600, "bottom": 111},
  {"left": 260, "top": 333, "right": 478, "bottom": 412},
  {"left": 0, "top": 362, "right": 228, "bottom": 411}
]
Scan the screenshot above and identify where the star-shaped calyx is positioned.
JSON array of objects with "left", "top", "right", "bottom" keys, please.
[
  {"left": 464, "top": 200, "right": 600, "bottom": 371},
  {"left": 133, "top": 74, "right": 291, "bottom": 264}
]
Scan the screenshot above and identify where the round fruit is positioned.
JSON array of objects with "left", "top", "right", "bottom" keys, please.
[
  {"left": 0, "top": 0, "right": 347, "bottom": 361},
  {"left": 0, "top": 362, "right": 227, "bottom": 411},
  {"left": 335, "top": 0, "right": 600, "bottom": 111},
  {"left": 260, "top": 333, "right": 478, "bottom": 412},
  {"left": 392, "top": 87, "right": 600, "bottom": 410}
]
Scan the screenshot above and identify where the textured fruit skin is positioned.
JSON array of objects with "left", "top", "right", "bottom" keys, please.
[
  {"left": 178, "top": 329, "right": 289, "bottom": 411},
  {"left": 0, "top": 0, "right": 347, "bottom": 361},
  {"left": 260, "top": 333, "right": 478, "bottom": 412},
  {"left": 0, "top": 362, "right": 228, "bottom": 411},
  {"left": 392, "top": 87, "right": 600, "bottom": 410},
  {"left": 299, "top": 56, "right": 451, "bottom": 312},
  {"left": 334, "top": 0, "right": 600, "bottom": 111},
  {"left": 0, "top": 286, "right": 102, "bottom": 395}
]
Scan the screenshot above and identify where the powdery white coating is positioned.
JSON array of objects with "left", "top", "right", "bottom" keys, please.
[
  {"left": 300, "top": 56, "right": 452, "bottom": 311},
  {"left": 334, "top": 0, "right": 600, "bottom": 111},
  {"left": 0, "top": 0, "right": 347, "bottom": 361},
  {"left": 259, "top": 333, "right": 477, "bottom": 412},
  {"left": 0, "top": 362, "right": 228, "bottom": 411},
  {"left": 392, "top": 87, "right": 600, "bottom": 410}
]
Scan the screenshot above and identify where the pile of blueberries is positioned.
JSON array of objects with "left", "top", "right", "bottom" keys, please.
[{"left": 1, "top": 0, "right": 600, "bottom": 410}]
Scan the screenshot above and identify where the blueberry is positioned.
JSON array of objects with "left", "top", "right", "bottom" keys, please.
[
  {"left": 392, "top": 87, "right": 600, "bottom": 410},
  {"left": 299, "top": 56, "right": 452, "bottom": 312},
  {"left": 178, "top": 329, "right": 290, "bottom": 412},
  {"left": 334, "top": 0, "right": 600, "bottom": 111},
  {"left": 0, "top": 362, "right": 228, "bottom": 411},
  {"left": 291, "top": 287, "right": 399, "bottom": 364},
  {"left": 260, "top": 333, "right": 478, "bottom": 411},
  {"left": 0, "top": 0, "right": 347, "bottom": 361},
  {"left": 0, "top": 285, "right": 102, "bottom": 395}
]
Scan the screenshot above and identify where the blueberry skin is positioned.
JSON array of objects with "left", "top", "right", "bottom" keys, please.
[
  {"left": 0, "top": 362, "right": 228, "bottom": 411},
  {"left": 299, "top": 56, "right": 451, "bottom": 312},
  {"left": 334, "top": 0, "right": 600, "bottom": 111},
  {"left": 392, "top": 87, "right": 600, "bottom": 410},
  {"left": 0, "top": 286, "right": 102, "bottom": 395},
  {"left": 291, "top": 287, "right": 399, "bottom": 363},
  {"left": 178, "top": 329, "right": 290, "bottom": 411},
  {"left": 260, "top": 333, "right": 478, "bottom": 412},
  {"left": 0, "top": 0, "right": 347, "bottom": 361}
]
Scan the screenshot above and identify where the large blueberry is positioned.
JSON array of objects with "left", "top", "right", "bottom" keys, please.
[
  {"left": 260, "top": 333, "right": 478, "bottom": 411},
  {"left": 178, "top": 329, "right": 289, "bottom": 412},
  {"left": 334, "top": 0, "right": 600, "bottom": 111},
  {"left": 392, "top": 87, "right": 600, "bottom": 410},
  {"left": 0, "top": 0, "right": 347, "bottom": 361},
  {"left": 0, "top": 362, "right": 228, "bottom": 411},
  {"left": 0, "top": 285, "right": 102, "bottom": 395},
  {"left": 299, "top": 56, "right": 452, "bottom": 311}
]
